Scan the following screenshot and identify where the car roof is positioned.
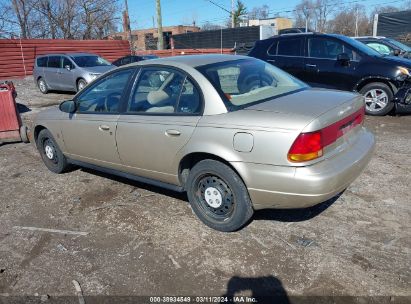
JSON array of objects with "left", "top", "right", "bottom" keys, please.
[
  {"left": 130, "top": 54, "right": 249, "bottom": 68},
  {"left": 353, "top": 36, "right": 387, "bottom": 40},
  {"left": 36, "top": 52, "right": 97, "bottom": 58}
]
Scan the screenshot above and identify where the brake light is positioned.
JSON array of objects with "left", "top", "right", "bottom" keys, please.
[
  {"left": 288, "top": 107, "right": 364, "bottom": 163},
  {"left": 288, "top": 131, "right": 323, "bottom": 162}
]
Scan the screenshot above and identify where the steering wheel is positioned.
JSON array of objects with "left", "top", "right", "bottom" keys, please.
[{"left": 104, "top": 92, "right": 121, "bottom": 112}]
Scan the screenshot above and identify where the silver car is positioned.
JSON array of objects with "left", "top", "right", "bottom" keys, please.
[
  {"left": 33, "top": 53, "right": 115, "bottom": 93},
  {"left": 32, "top": 55, "right": 375, "bottom": 232}
]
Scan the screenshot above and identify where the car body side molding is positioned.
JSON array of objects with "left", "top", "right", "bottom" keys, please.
[{"left": 68, "top": 159, "right": 184, "bottom": 193}]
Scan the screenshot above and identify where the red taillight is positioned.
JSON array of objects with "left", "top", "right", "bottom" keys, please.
[
  {"left": 288, "top": 131, "right": 323, "bottom": 162},
  {"left": 288, "top": 107, "right": 364, "bottom": 163}
]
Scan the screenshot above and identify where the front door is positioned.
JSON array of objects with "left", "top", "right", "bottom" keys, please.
[
  {"left": 116, "top": 67, "right": 202, "bottom": 184},
  {"left": 59, "top": 57, "right": 76, "bottom": 91},
  {"left": 60, "top": 68, "right": 136, "bottom": 169},
  {"left": 303, "top": 37, "right": 360, "bottom": 90}
]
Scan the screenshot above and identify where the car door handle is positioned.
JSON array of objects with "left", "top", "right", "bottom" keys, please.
[
  {"left": 267, "top": 59, "right": 276, "bottom": 63},
  {"left": 306, "top": 64, "right": 317, "bottom": 68},
  {"left": 99, "top": 125, "right": 110, "bottom": 131},
  {"left": 165, "top": 129, "right": 181, "bottom": 136}
]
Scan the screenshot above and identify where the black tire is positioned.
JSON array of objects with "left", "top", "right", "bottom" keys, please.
[
  {"left": 36, "top": 129, "right": 69, "bottom": 174},
  {"left": 186, "top": 159, "right": 254, "bottom": 232},
  {"left": 77, "top": 79, "right": 87, "bottom": 92},
  {"left": 359, "top": 82, "right": 394, "bottom": 116},
  {"left": 37, "top": 78, "right": 48, "bottom": 94}
]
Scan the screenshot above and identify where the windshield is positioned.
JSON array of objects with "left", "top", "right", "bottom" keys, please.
[
  {"left": 197, "top": 59, "right": 308, "bottom": 111},
  {"left": 71, "top": 55, "right": 111, "bottom": 67},
  {"left": 387, "top": 39, "right": 411, "bottom": 52}
]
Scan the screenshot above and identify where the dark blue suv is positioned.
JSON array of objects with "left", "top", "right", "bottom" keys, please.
[{"left": 249, "top": 33, "right": 411, "bottom": 115}]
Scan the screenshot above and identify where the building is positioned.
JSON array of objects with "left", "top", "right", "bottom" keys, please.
[
  {"left": 108, "top": 25, "right": 200, "bottom": 50},
  {"left": 248, "top": 17, "right": 292, "bottom": 31}
]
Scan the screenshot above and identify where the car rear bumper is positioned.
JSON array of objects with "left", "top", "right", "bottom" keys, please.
[{"left": 231, "top": 127, "right": 375, "bottom": 210}]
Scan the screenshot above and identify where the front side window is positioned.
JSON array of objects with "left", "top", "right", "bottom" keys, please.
[
  {"left": 62, "top": 57, "right": 75, "bottom": 69},
  {"left": 122, "top": 56, "right": 132, "bottom": 65},
  {"left": 47, "top": 56, "right": 61, "bottom": 68},
  {"left": 308, "top": 38, "right": 344, "bottom": 59},
  {"left": 127, "top": 68, "right": 201, "bottom": 114},
  {"left": 277, "top": 38, "right": 303, "bottom": 56},
  {"left": 366, "top": 42, "right": 392, "bottom": 55},
  {"left": 76, "top": 69, "right": 134, "bottom": 113},
  {"left": 197, "top": 59, "right": 307, "bottom": 111},
  {"left": 71, "top": 55, "right": 111, "bottom": 67}
]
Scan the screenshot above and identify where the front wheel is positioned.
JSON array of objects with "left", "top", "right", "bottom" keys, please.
[
  {"left": 186, "top": 160, "right": 254, "bottom": 232},
  {"left": 360, "top": 82, "right": 394, "bottom": 116},
  {"left": 37, "top": 129, "right": 69, "bottom": 173},
  {"left": 77, "top": 79, "right": 87, "bottom": 92}
]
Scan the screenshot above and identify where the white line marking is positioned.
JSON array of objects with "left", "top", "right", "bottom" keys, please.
[{"left": 13, "top": 226, "right": 89, "bottom": 236}]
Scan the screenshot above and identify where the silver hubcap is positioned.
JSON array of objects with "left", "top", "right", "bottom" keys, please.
[
  {"left": 45, "top": 145, "right": 54, "bottom": 159},
  {"left": 39, "top": 80, "right": 46, "bottom": 92},
  {"left": 78, "top": 81, "right": 85, "bottom": 90},
  {"left": 364, "top": 89, "right": 388, "bottom": 112},
  {"left": 204, "top": 187, "right": 223, "bottom": 208}
]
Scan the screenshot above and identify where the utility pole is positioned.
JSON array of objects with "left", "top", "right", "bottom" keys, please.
[
  {"left": 124, "top": 0, "right": 134, "bottom": 54},
  {"left": 156, "top": 0, "right": 164, "bottom": 50},
  {"left": 355, "top": 6, "right": 359, "bottom": 37},
  {"left": 231, "top": 0, "right": 235, "bottom": 28}
]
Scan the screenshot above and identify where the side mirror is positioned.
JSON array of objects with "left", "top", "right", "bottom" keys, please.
[
  {"left": 64, "top": 65, "right": 71, "bottom": 71},
  {"left": 337, "top": 53, "right": 350, "bottom": 66},
  {"left": 59, "top": 100, "right": 77, "bottom": 113}
]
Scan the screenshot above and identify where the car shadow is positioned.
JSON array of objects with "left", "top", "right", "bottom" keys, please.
[
  {"left": 253, "top": 193, "right": 342, "bottom": 223},
  {"left": 17, "top": 103, "right": 31, "bottom": 113},
  {"left": 79, "top": 167, "right": 189, "bottom": 202},
  {"left": 77, "top": 167, "right": 340, "bottom": 222},
  {"left": 222, "top": 275, "right": 290, "bottom": 304}
]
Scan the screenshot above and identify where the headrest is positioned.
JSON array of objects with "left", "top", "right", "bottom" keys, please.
[{"left": 147, "top": 90, "right": 170, "bottom": 105}]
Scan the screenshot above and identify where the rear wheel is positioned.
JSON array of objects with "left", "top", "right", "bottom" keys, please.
[
  {"left": 360, "top": 82, "right": 394, "bottom": 116},
  {"left": 37, "top": 78, "right": 48, "bottom": 94},
  {"left": 186, "top": 159, "right": 254, "bottom": 232},
  {"left": 37, "top": 129, "right": 69, "bottom": 173}
]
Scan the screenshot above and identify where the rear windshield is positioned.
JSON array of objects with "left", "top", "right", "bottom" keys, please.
[
  {"left": 196, "top": 59, "right": 307, "bottom": 111},
  {"left": 70, "top": 55, "right": 111, "bottom": 67}
]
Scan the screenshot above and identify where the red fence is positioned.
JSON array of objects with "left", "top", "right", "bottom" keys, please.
[
  {"left": 0, "top": 39, "right": 131, "bottom": 79},
  {"left": 135, "top": 48, "right": 235, "bottom": 57}
]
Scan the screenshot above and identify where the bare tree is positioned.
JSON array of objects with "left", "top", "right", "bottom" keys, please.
[
  {"left": 201, "top": 21, "right": 223, "bottom": 31},
  {"left": 294, "top": 0, "right": 314, "bottom": 30},
  {"left": 248, "top": 4, "right": 269, "bottom": 20},
  {"left": 330, "top": 4, "right": 369, "bottom": 36},
  {"left": 312, "top": 0, "right": 334, "bottom": 32}
]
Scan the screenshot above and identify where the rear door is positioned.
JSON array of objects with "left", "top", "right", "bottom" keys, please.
[
  {"left": 266, "top": 37, "right": 305, "bottom": 80},
  {"left": 303, "top": 36, "right": 360, "bottom": 90},
  {"left": 60, "top": 68, "right": 136, "bottom": 168},
  {"left": 116, "top": 66, "right": 202, "bottom": 184},
  {"left": 44, "top": 56, "right": 63, "bottom": 89}
]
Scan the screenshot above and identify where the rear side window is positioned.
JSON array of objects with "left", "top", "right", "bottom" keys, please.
[
  {"left": 37, "top": 57, "right": 47, "bottom": 67},
  {"left": 277, "top": 38, "right": 303, "bottom": 56},
  {"left": 47, "top": 56, "right": 61, "bottom": 68}
]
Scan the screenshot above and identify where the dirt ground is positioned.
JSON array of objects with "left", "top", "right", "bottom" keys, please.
[{"left": 0, "top": 77, "right": 410, "bottom": 303}]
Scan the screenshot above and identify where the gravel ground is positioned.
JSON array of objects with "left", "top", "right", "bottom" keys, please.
[{"left": 0, "top": 77, "right": 410, "bottom": 303}]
